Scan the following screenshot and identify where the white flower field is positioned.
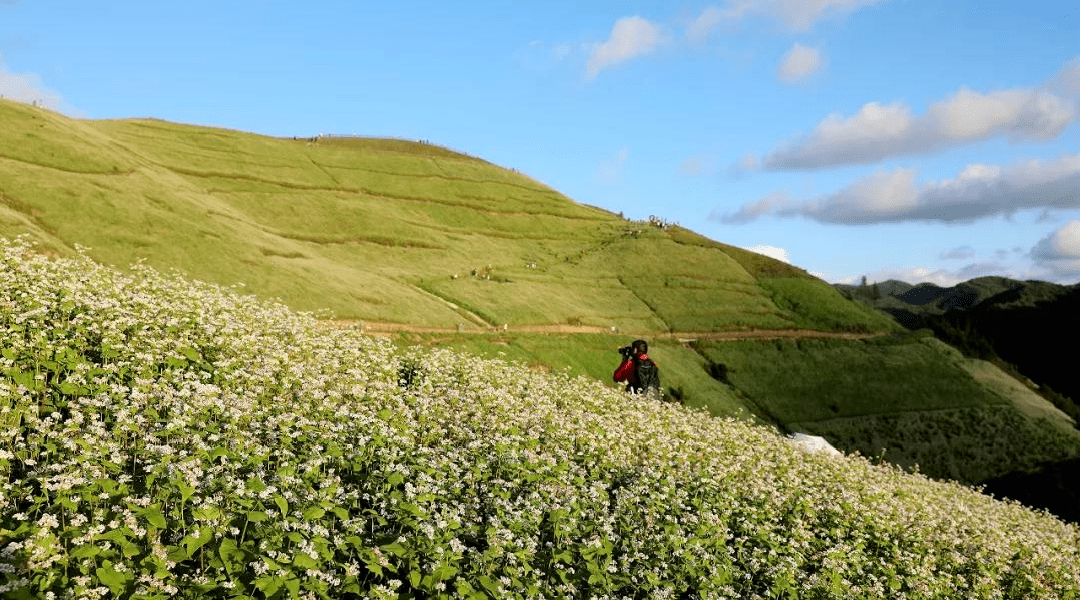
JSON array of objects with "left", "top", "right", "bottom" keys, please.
[{"left": 1, "top": 237, "right": 1078, "bottom": 599}]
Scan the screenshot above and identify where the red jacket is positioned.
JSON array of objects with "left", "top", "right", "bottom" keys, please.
[{"left": 613, "top": 353, "right": 647, "bottom": 391}]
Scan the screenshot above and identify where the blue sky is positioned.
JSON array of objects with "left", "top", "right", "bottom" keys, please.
[{"left": 2, "top": 0, "right": 1078, "bottom": 285}]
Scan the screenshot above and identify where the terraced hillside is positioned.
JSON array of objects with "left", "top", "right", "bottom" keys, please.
[{"left": 0, "top": 99, "right": 893, "bottom": 333}]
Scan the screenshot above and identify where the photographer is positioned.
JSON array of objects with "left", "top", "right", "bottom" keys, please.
[{"left": 613, "top": 339, "right": 661, "bottom": 400}]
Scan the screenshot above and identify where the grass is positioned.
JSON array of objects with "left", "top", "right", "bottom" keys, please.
[{"left": 4, "top": 238, "right": 1080, "bottom": 599}]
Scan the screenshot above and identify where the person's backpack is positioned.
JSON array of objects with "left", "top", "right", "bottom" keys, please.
[{"left": 634, "top": 355, "right": 661, "bottom": 396}]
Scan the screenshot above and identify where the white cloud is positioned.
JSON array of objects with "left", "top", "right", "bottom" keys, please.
[
  {"left": 928, "top": 88, "right": 1074, "bottom": 142},
  {"left": 1048, "top": 57, "right": 1080, "bottom": 98},
  {"left": 1032, "top": 220, "right": 1080, "bottom": 260},
  {"left": 586, "top": 16, "right": 664, "bottom": 79},
  {"left": 1030, "top": 220, "right": 1080, "bottom": 281},
  {"left": 744, "top": 244, "right": 791, "bottom": 263},
  {"left": 721, "top": 154, "right": 1080, "bottom": 224},
  {"left": 778, "top": 43, "right": 824, "bottom": 84},
  {"left": 597, "top": 147, "right": 630, "bottom": 183},
  {"left": 724, "top": 152, "right": 761, "bottom": 179},
  {"left": 715, "top": 189, "right": 792, "bottom": 223},
  {"left": 0, "top": 53, "right": 63, "bottom": 111},
  {"left": 687, "top": 0, "right": 886, "bottom": 37},
  {"left": 763, "top": 62, "right": 1080, "bottom": 169},
  {"left": 678, "top": 154, "right": 712, "bottom": 176},
  {"left": 686, "top": 6, "right": 727, "bottom": 43},
  {"left": 772, "top": 0, "right": 887, "bottom": 31}
]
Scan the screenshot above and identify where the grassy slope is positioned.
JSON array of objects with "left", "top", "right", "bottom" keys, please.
[
  {"left": 0, "top": 99, "right": 894, "bottom": 334},
  {"left": 694, "top": 332, "right": 1080, "bottom": 484}
]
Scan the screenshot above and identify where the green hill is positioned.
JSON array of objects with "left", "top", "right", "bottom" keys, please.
[
  {"left": 3, "top": 240, "right": 1079, "bottom": 599},
  {"left": 4, "top": 99, "right": 1080, "bottom": 520},
  {"left": 0, "top": 98, "right": 892, "bottom": 334}
]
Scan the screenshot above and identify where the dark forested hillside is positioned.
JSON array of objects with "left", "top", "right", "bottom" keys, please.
[{"left": 835, "top": 278, "right": 1079, "bottom": 407}]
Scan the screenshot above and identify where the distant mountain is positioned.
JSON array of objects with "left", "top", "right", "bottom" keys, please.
[
  {"left": 835, "top": 278, "right": 1079, "bottom": 399},
  {"left": 835, "top": 276, "right": 1036, "bottom": 320},
  {"left": 836, "top": 276, "right": 1080, "bottom": 522}
]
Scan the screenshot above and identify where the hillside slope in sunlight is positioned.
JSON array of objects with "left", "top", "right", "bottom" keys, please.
[{"left": 0, "top": 99, "right": 894, "bottom": 333}]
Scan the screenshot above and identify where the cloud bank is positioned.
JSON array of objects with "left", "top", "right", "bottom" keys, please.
[
  {"left": 762, "top": 82, "right": 1078, "bottom": 169},
  {"left": 721, "top": 154, "right": 1080, "bottom": 224},
  {"left": 586, "top": 16, "right": 664, "bottom": 79}
]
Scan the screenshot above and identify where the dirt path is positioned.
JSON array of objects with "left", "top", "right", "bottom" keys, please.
[{"left": 319, "top": 320, "right": 887, "bottom": 341}]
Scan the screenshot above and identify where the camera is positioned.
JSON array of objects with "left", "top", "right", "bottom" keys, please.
[{"left": 618, "top": 346, "right": 633, "bottom": 358}]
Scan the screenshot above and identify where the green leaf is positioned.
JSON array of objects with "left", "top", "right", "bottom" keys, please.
[
  {"left": 455, "top": 580, "right": 487, "bottom": 600},
  {"left": 380, "top": 541, "right": 408, "bottom": 557},
  {"left": 274, "top": 496, "right": 289, "bottom": 517},
  {"left": 254, "top": 575, "right": 284, "bottom": 597},
  {"left": 95, "top": 563, "right": 132, "bottom": 596},
  {"left": 218, "top": 538, "right": 246, "bottom": 574},
  {"left": 71, "top": 544, "right": 101, "bottom": 559},
  {"left": 209, "top": 446, "right": 229, "bottom": 462},
  {"left": 58, "top": 381, "right": 85, "bottom": 395},
  {"left": 247, "top": 510, "right": 269, "bottom": 523},
  {"left": 181, "top": 528, "right": 213, "bottom": 555},
  {"left": 478, "top": 575, "right": 500, "bottom": 596},
  {"left": 166, "top": 544, "right": 189, "bottom": 563},
  {"left": 302, "top": 506, "right": 325, "bottom": 520},
  {"left": 177, "top": 480, "right": 196, "bottom": 503},
  {"left": 293, "top": 552, "right": 318, "bottom": 569},
  {"left": 192, "top": 505, "right": 221, "bottom": 521},
  {"left": 432, "top": 563, "right": 458, "bottom": 582},
  {"left": 284, "top": 576, "right": 301, "bottom": 598},
  {"left": 400, "top": 502, "right": 424, "bottom": 519}
]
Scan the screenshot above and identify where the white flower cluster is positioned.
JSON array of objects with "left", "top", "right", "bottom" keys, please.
[{"left": 0, "top": 236, "right": 1078, "bottom": 599}]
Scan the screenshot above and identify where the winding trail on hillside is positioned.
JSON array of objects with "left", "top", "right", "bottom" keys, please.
[{"left": 319, "top": 320, "right": 887, "bottom": 342}]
